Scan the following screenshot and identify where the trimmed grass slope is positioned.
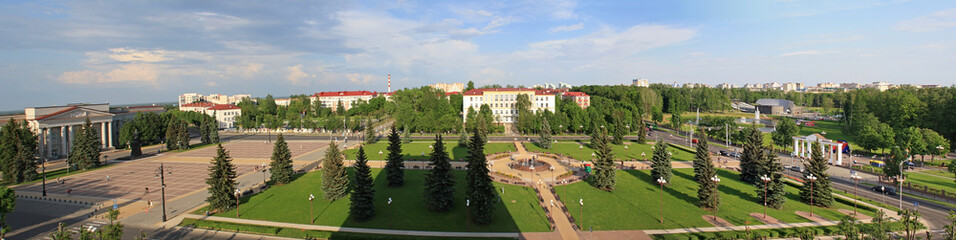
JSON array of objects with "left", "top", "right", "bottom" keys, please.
[
  {"left": 523, "top": 142, "right": 696, "bottom": 162},
  {"left": 343, "top": 142, "right": 516, "bottom": 161}
]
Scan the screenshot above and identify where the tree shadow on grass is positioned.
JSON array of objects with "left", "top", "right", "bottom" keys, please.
[
  {"left": 715, "top": 170, "right": 759, "bottom": 203},
  {"left": 628, "top": 170, "right": 697, "bottom": 206}
]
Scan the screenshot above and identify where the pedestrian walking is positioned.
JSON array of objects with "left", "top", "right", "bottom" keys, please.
[
  {"left": 67, "top": 188, "right": 72, "bottom": 197},
  {"left": 145, "top": 187, "right": 149, "bottom": 193},
  {"left": 106, "top": 175, "right": 111, "bottom": 181}
]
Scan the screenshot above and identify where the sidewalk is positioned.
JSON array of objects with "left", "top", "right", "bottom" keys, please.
[
  {"left": 514, "top": 142, "right": 581, "bottom": 240},
  {"left": 180, "top": 214, "right": 520, "bottom": 238}
]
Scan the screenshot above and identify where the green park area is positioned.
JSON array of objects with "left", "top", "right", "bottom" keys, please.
[
  {"left": 342, "top": 142, "right": 516, "bottom": 161},
  {"left": 203, "top": 169, "right": 550, "bottom": 232},
  {"left": 555, "top": 168, "right": 875, "bottom": 230},
  {"left": 522, "top": 142, "right": 696, "bottom": 162},
  {"left": 906, "top": 171, "right": 956, "bottom": 194}
]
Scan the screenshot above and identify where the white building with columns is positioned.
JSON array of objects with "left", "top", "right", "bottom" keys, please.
[{"left": 792, "top": 133, "right": 847, "bottom": 165}]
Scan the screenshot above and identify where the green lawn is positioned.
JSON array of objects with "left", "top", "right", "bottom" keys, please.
[
  {"left": 522, "top": 142, "right": 696, "bottom": 162},
  {"left": 343, "top": 142, "right": 516, "bottom": 161},
  {"left": 906, "top": 171, "right": 956, "bottom": 194},
  {"left": 554, "top": 168, "right": 875, "bottom": 230},
  {"left": 206, "top": 169, "right": 550, "bottom": 232},
  {"left": 920, "top": 169, "right": 955, "bottom": 178},
  {"left": 180, "top": 218, "right": 513, "bottom": 240}
]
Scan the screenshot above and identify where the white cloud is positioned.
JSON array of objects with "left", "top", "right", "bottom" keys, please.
[
  {"left": 286, "top": 65, "right": 313, "bottom": 85},
  {"left": 513, "top": 25, "right": 697, "bottom": 61},
  {"left": 780, "top": 50, "right": 828, "bottom": 56},
  {"left": 106, "top": 48, "right": 168, "bottom": 62},
  {"left": 896, "top": 8, "right": 956, "bottom": 32},
  {"left": 549, "top": 22, "right": 584, "bottom": 33},
  {"left": 58, "top": 64, "right": 159, "bottom": 85}
]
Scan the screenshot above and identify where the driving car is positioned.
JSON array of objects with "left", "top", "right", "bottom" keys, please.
[{"left": 870, "top": 186, "right": 897, "bottom": 196}]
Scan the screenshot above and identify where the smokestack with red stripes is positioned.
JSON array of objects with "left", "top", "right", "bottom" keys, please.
[{"left": 388, "top": 74, "right": 391, "bottom": 93}]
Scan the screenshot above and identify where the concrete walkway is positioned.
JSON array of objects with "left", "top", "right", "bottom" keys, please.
[
  {"left": 513, "top": 142, "right": 581, "bottom": 240},
  {"left": 181, "top": 214, "right": 520, "bottom": 238}
]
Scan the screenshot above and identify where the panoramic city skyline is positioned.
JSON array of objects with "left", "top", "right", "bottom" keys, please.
[{"left": 1, "top": 0, "right": 955, "bottom": 110}]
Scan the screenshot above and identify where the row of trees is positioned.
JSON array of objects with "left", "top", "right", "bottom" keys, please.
[
  {"left": 0, "top": 119, "right": 37, "bottom": 183},
  {"left": 235, "top": 94, "right": 386, "bottom": 133}
]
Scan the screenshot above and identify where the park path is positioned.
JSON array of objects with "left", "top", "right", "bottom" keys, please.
[
  {"left": 513, "top": 142, "right": 581, "bottom": 240},
  {"left": 180, "top": 214, "right": 520, "bottom": 238}
]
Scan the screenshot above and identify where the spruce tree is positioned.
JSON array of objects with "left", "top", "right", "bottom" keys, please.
[
  {"left": 424, "top": 135, "right": 456, "bottom": 212},
  {"left": 364, "top": 122, "right": 377, "bottom": 144},
  {"left": 651, "top": 137, "right": 672, "bottom": 183},
  {"left": 200, "top": 117, "right": 211, "bottom": 144},
  {"left": 612, "top": 111, "right": 626, "bottom": 145},
  {"left": 208, "top": 119, "right": 220, "bottom": 143},
  {"left": 384, "top": 126, "right": 405, "bottom": 187},
  {"left": 205, "top": 144, "right": 238, "bottom": 212},
  {"left": 739, "top": 125, "right": 763, "bottom": 184},
  {"left": 693, "top": 131, "right": 719, "bottom": 208},
  {"left": 0, "top": 185, "right": 14, "bottom": 239},
  {"left": 636, "top": 115, "right": 647, "bottom": 144},
  {"left": 458, "top": 132, "right": 470, "bottom": 149},
  {"left": 322, "top": 141, "right": 349, "bottom": 201},
  {"left": 466, "top": 129, "right": 496, "bottom": 224},
  {"left": 590, "top": 126, "right": 616, "bottom": 191},
  {"left": 539, "top": 117, "right": 552, "bottom": 149},
  {"left": 800, "top": 141, "right": 833, "bottom": 207},
  {"left": 758, "top": 148, "right": 787, "bottom": 209},
  {"left": 0, "top": 119, "right": 38, "bottom": 183},
  {"left": 177, "top": 120, "right": 190, "bottom": 150},
  {"left": 69, "top": 118, "right": 100, "bottom": 170},
  {"left": 165, "top": 118, "right": 178, "bottom": 150},
  {"left": 269, "top": 134, "right": 294, "bottom": 184},
  {"left": 350, "top": 146, "right": 375, "bottom": 221}
]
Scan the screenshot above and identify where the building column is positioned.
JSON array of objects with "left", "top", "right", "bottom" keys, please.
[
  {"left": 62, "top": 125, "right": 69, "bottom": 158},
  {"left": 100, "top": 122, "right": 107, "bottom": 149},
  {"left": 793, "top": 138, "right": 799, "bottom": 156},
  {"left": 107, "top": 121, "right": 113, "bottom": 148}
]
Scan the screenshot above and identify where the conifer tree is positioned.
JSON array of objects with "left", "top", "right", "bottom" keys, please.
[
  {"left": 322, "top": 141, "right": 349, "bottom": 201},
  {"left": 208, "top": 119, "right": 220, "bottom": 144},
  {"left": 0, "top": 119, "right": 38, "bottom": 183},
  {"left": 350, "top": 146, "right": 375, "bottom": 221},
  {"left": 466, "top": 129, "right": 496, "bottom": 224},
  {"left": 636, "top": 115, "right": 647, "bottom": 144},
  {"left": 458, "top": 132, "right": 470, "bottom": 149},
  {"left": 0, "top": 185, "right": 16, "bottom": 239},
  {"left": 739, "top": 125, "right": 763, "bottom": 184},
  {"left": 165, "top": 118, "right": 178, "bottom": 150},
  {"left": 651, "top": 137, "right": 672, "bottom": 183},
  {"left": 800, "top": 141, "right": 833, "bottom": 207},
  {"left": 177, "top": 120, "right": 190, "bottom": 150},
  {"left": 69, "top": 118, "right": 100, "bottom": 170},
  {"left": 200, "top": 117, "right": 211, "bottom": 144},
  {"left": 539, "top": 117, "right": 553, "bottom": 149},
  {"left": 384, "top": 126, "right": 405, "bottom": 187},
  {"left": 364, "top": 121, "right": 377, "bottom": 144},
  {"left": 758, "top": 147, "right": 787, "bottom": 209},
  {"left": 591, "top": 126, "right": 616, "bottom": 191},
  {"left": 269, "top": 134, "right": 294, "bottom": 184},
  {"left": 205, "top": 144, "right": 238, "bottom": 212},
  {"left": 424, "top": 135, "right": 456, "bottom": 212},
  {"left": 402, "top": 129, "right": 412, "bottom": 144},
  {"left": 693, "top": 131, "right": 719, "bottom": 208},
  {"left": 612, "top": 111, "right": 626, "bottom": 145}
]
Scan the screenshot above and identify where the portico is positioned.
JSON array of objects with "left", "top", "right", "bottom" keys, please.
[
  {"left": 792, "top": 133, "right": 846, "bottom": 165},
  {"left": 27, "top": 105, "right": 115, "bottom": 160}
]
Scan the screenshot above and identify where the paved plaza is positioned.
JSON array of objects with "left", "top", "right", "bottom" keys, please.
[{"left": 175, "top": 140, "right": 328, "bottom": 161}]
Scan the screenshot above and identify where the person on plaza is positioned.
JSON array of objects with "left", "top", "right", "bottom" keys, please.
[
  {"left": 67, "top": 188, "right": 72, "bottom": 197},
  {"left": 145, "top": 187, "right": 149, "bottom": 193},
  {"left": 106, "top": 175, "right": 111, "bottom": 181}
]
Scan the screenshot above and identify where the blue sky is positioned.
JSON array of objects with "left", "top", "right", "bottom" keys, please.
[{"left": 1, "top": 0, "right": 954, "bottom": 111}]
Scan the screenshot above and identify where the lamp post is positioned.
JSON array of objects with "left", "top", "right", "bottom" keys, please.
[
  {"left": 710, "top": 175, "right": 720, "bottom": 221},
  {"left": 261, "top": 163, "right": 268, "bottom": 184},
  {"left": 807, "top": 174, "right": 818, "bottom": 217},
  {"left": 880, "top": 186, "right": 886, "bottom": 206},
  {"left": 234, "top": 188, "right": 241, "bottom": 218},
  {"left": 41, "top": 158, "right": 47, "bottom": 196},
  {"left": 387, "top": 197, "right": 392, "bottom": 228},
  {"left": 579, "top": 198, "right": 584, "bottom": 230},
  {"left": 466, "top": 199, "right": 471, "bottom": 232},
  {"left": 657, "top": 177, "right": 667, "bottom": 223},
  {"left": 897, "top": 160, "right": 908, "bottom": 210},
  {"left": 155, "top": 163, "right": 171, "bottom": 222},
  {"left": 760, "top": 175, "right": 771, "bottom": 218},
  {"left": 849, "top": 173, "right": 862, "bottom": 216},
  {"left": 308, "top": 194, "right": 315, "bottom": 223}
]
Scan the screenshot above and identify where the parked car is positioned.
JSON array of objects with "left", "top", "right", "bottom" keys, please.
[
  {"left": 870, "top": 186, "right": 897, "bottom": 196},
  {"left": 728, "top": 152, "right": 741, "bottom": 158},
  {"left": 718, "top": 150, "right": 729, "bottom": 156},
  {"left": 788, "top": 166, "right": 804, "bottom": 173}
]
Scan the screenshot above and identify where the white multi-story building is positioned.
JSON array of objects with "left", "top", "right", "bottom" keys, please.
[
  {"left": 716, "top": 83, "right": 738, "bottom": 89},
  {"left": 818, "top": 82, "right": 839, "bottom": 88},
  {"left": 429, "top": 83, "right": 464, "bottom": 93},
  {"left": 179, "top": 103, "right": 241, "bottom": 129},
  {"left": 275, "top": 98, "right": 291, "bottom": 106},
  {"left": 462, "top": 88, "right": 556, "bottom": 123},
  {"left": 178, "top": 93, "right": 250, "bottom": 106},
  {"left": 632, "top": 78, "right": 649, "bottom": 87},
  {"left": 310, "top": 91, "right": 378, "bottom": 112}
]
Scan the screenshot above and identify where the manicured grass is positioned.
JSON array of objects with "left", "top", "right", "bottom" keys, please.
[
  {"left": 651, "top": 221, "right": 906, "bottom": 240},
  {"left": 179, "top": 218, "right": 512, "bottom": 239},
  {"left": 905, "top": 171, "right": 956, "bottom": 194},
  {"left": 522, "top": 142, "right": 696, "bottom": 162},
  {"left": 554, "top": 168, "right": 875, "bottom": 230},
  {"left": 920, "top": 169, "right": 955, "bottom": 178},
  {"left": 343, "top": 142, "right": 516, "bottom": 161},
  {"left": 205, "top": 169, "right": 549, "bottom": 232}
]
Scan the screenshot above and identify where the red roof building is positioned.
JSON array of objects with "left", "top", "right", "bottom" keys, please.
[{"left": 310, "top": 91, "right": 380, "bottom": 111}]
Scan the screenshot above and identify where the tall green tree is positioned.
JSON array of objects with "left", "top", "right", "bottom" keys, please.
[
  {"left": 424, "top": 135, "right": 456, "bottom": 212},
  {"left": 921, "top": 128, "right": 948, "bottom": 162},
  {"left": 68, "top": 118, "right": 101, "bottom": 170},
  {"left": 165, "top": 118, "right": 178, "bottom": 150},
  {"left": 384, "top": 126, "right": 405, "bottom": 187},
  {"left": 177, "top": 119, "right": 190, "bottom": 150},
  {"left": 0, "top": 119, "right": 38, "bottom": 183},
  {"left": 636, "top": 114, "right": 647, "bottom": 144},
  {"left": 465, "top": 129, "right": 496, "bottom": 224},
  {"left": 800, "top": 142, "right": 833, "bottom": 207},
  {"left": 200, "top": 117, "right": 211, "bottom": 144},
  {"left": 208, "top": 119, "right": 219, "bottom": 144},
  {"left": 322, "top": 141, "right": 349, "bottom": 201},
  {"left": 772, "top": 117, "right": 798, "bottom": 151},
  {"left": 670, "top": 113, "right": 682, "bottom": 130},
  {"left": 458, "top": 132, "right": 470, "bottom": 149},
  {"left": 205, "top": 144, "right": 238, "bottom": 212},
  {"left": 350, "top": 146, "right": 375, "bottom": 221},
  {"left": 0, "top": 186, "right": 14, "bottom": 239},
  {"left": 539, "top": 117, "right": 552, "bottom": 149},
  {"left": 269, "top": 134, "right": 294, "bottom": 184},
  {"left": 364, "top": 121, "right": 377, "bottom": 144},
  {"left": 591, "top": 126, "right": 616, "bottom": 191},
  {"left": 739, "top": 125, "right": 763, "bottom": 184},
  {"left": 101, "top": 209, "right": 123, "bottom": 240},
  {"left": 882, "top": 146, "right": 907, "bottom": 181},
  {"left": 650, "top": 137, "right": 672, "bottom": 183},
  {"left": 611, "top": 110, "right": 626, "bottom": 144},
  {"left": 692, "top": 131, "right": 718, "bottom": 208},
  {"left": 757, "top": 145, "right": 787, "bottom": 209}
]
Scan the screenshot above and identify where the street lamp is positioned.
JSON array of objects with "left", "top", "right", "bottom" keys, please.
[
  {"left": 579, "top": 198, "right": 584, "bottom": 230},
  {"left": 308, "top": 194, "right": 315, "bottom": 224},
  {"left": 234, "top": 188, "right": 241, "bottom": 218},
  {"left": 760, "top": 175, "right": 771, "bottom": 218},
  {"left": 387, "top": 197, "right": 393, "bottom": 228},
  {"left": 466, "top": 199, "right": 471, "bottom": 231},
  {"left": 897, "top": 160, "right": 908, "bottom": 210},
  {"left": 849, "top": 173, "right": 862, "bottom": 216},
  {"left": 41, "top": 157, "right": 47, "bottom": 196},
  {"left": 807, "top": 174, "right": 818, "bottom": 217},
  {"left": 155, "top": 163, "right": 172, "bottom": 222},
  {"left": 657, "top": 177, "right": 667, "bottom": 223},
  {"left": 710, "top": 175, "right": 720, "bottom": 221}
]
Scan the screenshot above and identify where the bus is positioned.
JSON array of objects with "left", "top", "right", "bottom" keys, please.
[{"left": 870, "top": 160, "right": 885, "bottom": 168}]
